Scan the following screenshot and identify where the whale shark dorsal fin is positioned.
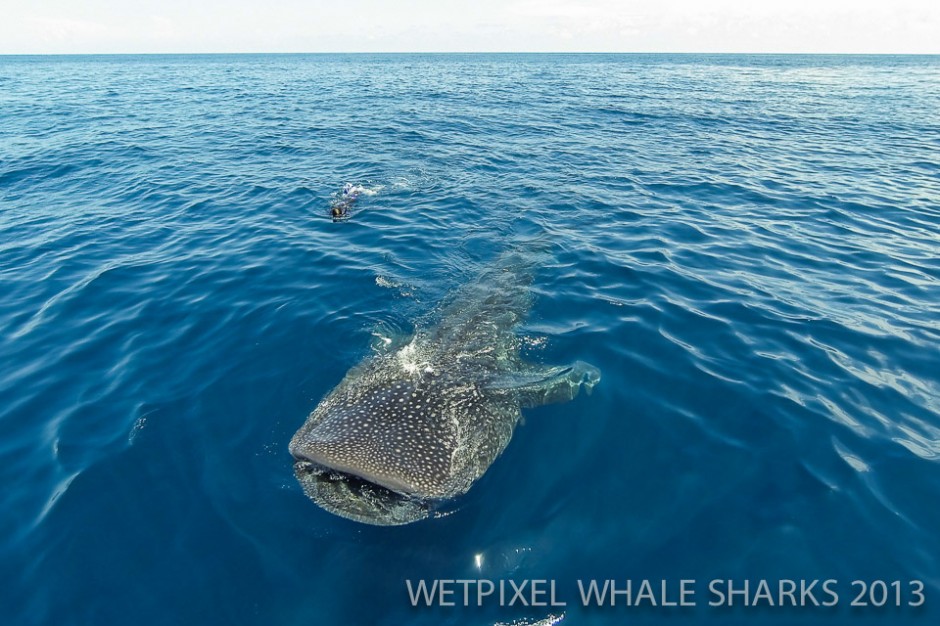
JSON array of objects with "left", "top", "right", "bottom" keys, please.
[{"left": 484, "top": 361, "right": 601, "bottom": 408}]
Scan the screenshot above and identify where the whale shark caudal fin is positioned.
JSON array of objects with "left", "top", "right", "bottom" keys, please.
[{"left": 484, "top": 361, "right": 601, "bottom": 408}]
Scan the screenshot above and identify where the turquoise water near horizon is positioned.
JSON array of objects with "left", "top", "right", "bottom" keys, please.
[{"left": 1, "top": 53, "right": 939, "bottom": 625}]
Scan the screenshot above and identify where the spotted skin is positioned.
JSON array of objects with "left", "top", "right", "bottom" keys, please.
[
  {"left": 297, "top": 383, "right": 457, "bottom": 496},
  {"left": 289, "top": 248, "right": 600, "bottom": 525}
]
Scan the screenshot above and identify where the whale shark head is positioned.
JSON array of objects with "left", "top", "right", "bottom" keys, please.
[{"left": 288, "top": 381, "right": 462, "bottom": 525}]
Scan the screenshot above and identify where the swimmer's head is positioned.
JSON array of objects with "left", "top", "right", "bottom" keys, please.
[{"left": 331, "top": 206, "right": 343, "bottom": 217}]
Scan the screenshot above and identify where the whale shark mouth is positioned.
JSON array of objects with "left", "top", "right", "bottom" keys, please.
[{"left": 292, "top": 459, "right": 432, "bottom": 526}]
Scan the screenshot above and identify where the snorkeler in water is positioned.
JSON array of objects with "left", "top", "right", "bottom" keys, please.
[{"left": 330, "top": 183, "right": 360, "bottom": 220}]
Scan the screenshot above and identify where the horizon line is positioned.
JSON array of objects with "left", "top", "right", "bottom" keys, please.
[{"left": 2, "top": 51, "right": 939, "bottom": 57}]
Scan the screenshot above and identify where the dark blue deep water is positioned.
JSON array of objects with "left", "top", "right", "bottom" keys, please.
[{"left": 1, "top": 54, "right": 939, "bottom": 626}]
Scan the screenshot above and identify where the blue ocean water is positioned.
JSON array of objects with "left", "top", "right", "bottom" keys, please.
[{"left": 1, "top": 53, "right": 938, "bottom": 626}]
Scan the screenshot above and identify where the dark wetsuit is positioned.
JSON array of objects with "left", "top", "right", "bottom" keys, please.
[{"left": 331, "top": 184, "right": 360, "bottom": 220}]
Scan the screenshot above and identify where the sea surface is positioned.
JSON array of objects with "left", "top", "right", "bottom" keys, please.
[{"left": 1, "top": 53, "right": 938, "bottom": 626}]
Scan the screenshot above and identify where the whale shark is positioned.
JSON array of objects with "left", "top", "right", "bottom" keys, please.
[{"left": 289, "top": 247, "right": 600, "bottom": 525}]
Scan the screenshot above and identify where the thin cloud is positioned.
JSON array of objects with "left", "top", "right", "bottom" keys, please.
[{"left": 1, "top": 0, "right": 937, "bottom": 54}]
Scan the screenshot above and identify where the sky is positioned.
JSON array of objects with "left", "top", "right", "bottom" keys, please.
[{"left": 1, "top": 0, "right": 938, "bottom": 55}]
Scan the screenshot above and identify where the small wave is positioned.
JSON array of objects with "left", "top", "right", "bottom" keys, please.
[
  {"left": 494, "top": 613, "right": 565, "bottom": 626},
  {"left": 375, "top": 276, "right": 400, "bottom": 289},
  {"left": 341, "top": 183, "right": 382, "bottom": 197}
]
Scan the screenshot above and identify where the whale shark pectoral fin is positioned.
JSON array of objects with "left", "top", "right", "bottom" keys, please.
[
  {"left": 484, "top": 361, "right": 601, "bottom": 408},
  {"left": 483, "top": 365, "right": 573, "bottom": 390}
]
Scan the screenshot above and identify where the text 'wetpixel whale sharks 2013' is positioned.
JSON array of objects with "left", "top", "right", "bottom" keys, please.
[{"left": 289, "top": 246, "right": 601, "bottom": 525}]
